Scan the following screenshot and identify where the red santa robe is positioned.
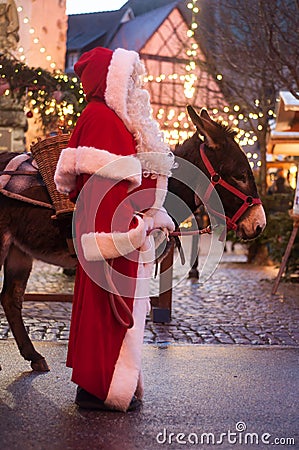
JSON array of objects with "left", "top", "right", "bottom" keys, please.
[{"left": 54, "top": 47, "right": 175, "bottom": 411}]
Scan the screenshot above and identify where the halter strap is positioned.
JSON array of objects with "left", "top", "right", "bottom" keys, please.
[{"left": 199, "top": 143, "right": 262, "bottom": 231}]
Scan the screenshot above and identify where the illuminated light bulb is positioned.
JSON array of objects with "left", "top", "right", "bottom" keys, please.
[
  {"left": 174, "top": 122, "right": 179, "bottom": 128},
  {"left": 159, "top": 108, "right": 164, "bottom": 114},
  {"left": 29, "top": 28, "right": 35, "bottom": 34},
  {"left": 249, "top": 162, "right": 254, "bottom": 169},
  {"left": 18, "top": 46, "right": 24, "bottom": 53},
  {"left": 40, "top": 47, "right": 46, "bottom": 53},
  {"left": 257, "top": 161, "right": 261, "bottom": 167},
  {"left": 233, "top": 105, "right": 240, "bottom": 111},
  {"left": 46, "top": 55, "right": 52, "bottom": 61},
  {"left": 228, "top": 114, "right": 234, "bottom": 121},
  {"left": 257, "top": 125, "right": 263, "bottom": 130},
  {"left": 268, "top": 109, "right": 273, "bottom": 115},
  {"left": 50, "top": 62, "right": 56, "bottom": 69},
  {"left": 183, "top": 123, "right": 189, "bottom": 128},
  {"left": 238, "top": 114, "right": 244, "bottom": 120},
  {"left": 216, "top": 74, "right": 223, "bottom": 80},
  {"left": 212, "top": 108, "right": 218, "bottom": 114},
  {"left": 23, "top": 17, "right": 29, "bottom": 23},
  {"left": 33, "top": 38, "right": 39, "bottom": 44},
  {"left": 253, "top": 153, "right": 258, "bottom": 159},
  {"left": 17, "top": 6, "right": 23, "bottom": 12},
  {"left": 148, "top": 75, "right": 153, "bottom": 81},
  {"left": 193, "top": 7, "right": 199, "bottom": 13},
  {"left": 191, "top": 22, "right": 198, "bottom": 29},
  {"left": 187, "top": 30, "right": 194, "bottom": 37},
  {"left": 258, "top": 112, "right": 263, "bottom": 117},
  {"left": 223, "top": 106, "right": 229, "bottom": 112},
  {"left": 187, "top": 2, "right": 193, "bottom": 8},
  {"left": 246, "top": 152, "right": 252, "bottom": 158},
  {"left": 192, "top": 43, "right": 198, "bottom": 49},
  {"left": 233, "top": 119, "right": 239, "bottom": 126},
  {"left": 20, "top": 55, "right": 26, "bottom": 61}
]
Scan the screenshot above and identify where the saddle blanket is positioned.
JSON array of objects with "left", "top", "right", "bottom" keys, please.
[{"left": 0, "top": 153, "right": 43, "bottom": 194}]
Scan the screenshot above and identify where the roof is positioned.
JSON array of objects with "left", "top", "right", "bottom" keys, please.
[
  {"left": 267, "top": 91, "right": 299, "bottom": 156},
  {"left": 121, "top": 0, "right": 180, "bottom": 16},
  {"left": 66, "top": 0, "right": 186, "bottom": 53},
  {"left": 109, "top": 2, "right": 179, "bottom": 51},
  {"left": 67, "top": 9, "right": 130, "bottom": 51}
]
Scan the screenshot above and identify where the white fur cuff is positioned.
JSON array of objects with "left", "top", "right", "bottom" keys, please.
[{"left": 81, "top": 216, "right": 147, "bottom": 261}]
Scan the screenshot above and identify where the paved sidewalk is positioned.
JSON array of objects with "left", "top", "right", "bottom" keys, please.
[
  {"left": 0, "top": 341, "right": 298, "bottom": 450},
  {"left": 0, "top": 238, "right": 299, "bottom": 346}
]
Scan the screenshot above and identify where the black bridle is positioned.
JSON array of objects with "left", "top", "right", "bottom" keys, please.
[{"left": 200, "top": 143, "right": 262, "bottom": 232}]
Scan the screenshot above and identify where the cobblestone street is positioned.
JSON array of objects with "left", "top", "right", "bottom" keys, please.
[{"left": 0, "top": 237, "right": 298, "bottom": 346}]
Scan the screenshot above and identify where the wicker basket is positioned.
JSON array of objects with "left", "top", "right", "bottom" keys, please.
[{"left": 30, "top": 133, "right": 75, "bottom": 218}]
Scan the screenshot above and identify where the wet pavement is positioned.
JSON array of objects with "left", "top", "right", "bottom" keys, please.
[
  {"left": 0, "top": 236, "right": 298, "bottom": 347},
  {"left": 0, "top": 341, "right": 298, "bottom": 450}
]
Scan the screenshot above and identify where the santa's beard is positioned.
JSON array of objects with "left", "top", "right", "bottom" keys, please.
[{"left": 126, "top": 84, "right": 169, "bottom": 155}]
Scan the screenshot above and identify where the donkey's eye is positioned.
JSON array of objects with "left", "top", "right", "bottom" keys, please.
[{"left": 233, "top": 173, "right": 247, "bottom": 184}]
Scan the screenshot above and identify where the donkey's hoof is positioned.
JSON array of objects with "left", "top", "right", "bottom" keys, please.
[{"left": 31, "top": 358, "right": 50, "bottom": 372}]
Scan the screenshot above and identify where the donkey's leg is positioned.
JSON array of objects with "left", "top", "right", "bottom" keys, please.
[{"left": 0, "top": 244, "right": 49, "bottom": 371}]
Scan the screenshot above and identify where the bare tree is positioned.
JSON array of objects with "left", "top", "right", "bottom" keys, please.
[{"left": 197, "top": 0, "right": 299, "bottom": 194}]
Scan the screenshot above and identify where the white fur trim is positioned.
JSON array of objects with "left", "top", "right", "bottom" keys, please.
[
  {"left": 81, "top": 215, "right": 147, "bottom": 261},
  {"left": 54, "top": 146, "right": 142, "bottom": 193},
  {"left": 144, "top": 175, "right": 169, "bottom": 216},
  {"left": 104, "top": 255, "right": 152, "bottom": 411},
  {"left": 137, "top": 151, "right": 175, "bottom": 177},
  {"left": 105, "top": 48, "right": 144, "bottom": 127}
]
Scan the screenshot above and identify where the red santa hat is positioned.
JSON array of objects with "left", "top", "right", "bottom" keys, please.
[
  {"left": 74, "top": 46, "right": 142, "bottom": 125},
  {"left": 74, "top": 47, "right": 113, "bottom": 103}
]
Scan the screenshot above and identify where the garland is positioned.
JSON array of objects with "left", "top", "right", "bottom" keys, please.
[{"left": 0, "top": 53, "right": 86, "bottom": 132}]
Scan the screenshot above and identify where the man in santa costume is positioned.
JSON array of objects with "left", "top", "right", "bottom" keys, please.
[{"left": 54, "top": 47, "right": 175, "bottom": 411}]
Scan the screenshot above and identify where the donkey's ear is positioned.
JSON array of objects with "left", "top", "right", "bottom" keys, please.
[
  {"left": 188, "top": 106, "right": 222, "bottom": 149},
  {"left": 187, "top": 105, "right": 204, "bottom": 129}
]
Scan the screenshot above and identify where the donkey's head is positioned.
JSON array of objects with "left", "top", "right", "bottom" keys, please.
[{"left": 184, "top": 106, "right": 266, "bottom": 240}]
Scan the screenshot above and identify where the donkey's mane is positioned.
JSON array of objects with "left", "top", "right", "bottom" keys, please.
[{"left": 215, "top": 120, "right": 238, "bottom": 138}]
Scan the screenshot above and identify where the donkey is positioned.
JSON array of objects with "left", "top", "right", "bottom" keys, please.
[{"left": 0, "top": 107, "right": 266, "bottom": 371}]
